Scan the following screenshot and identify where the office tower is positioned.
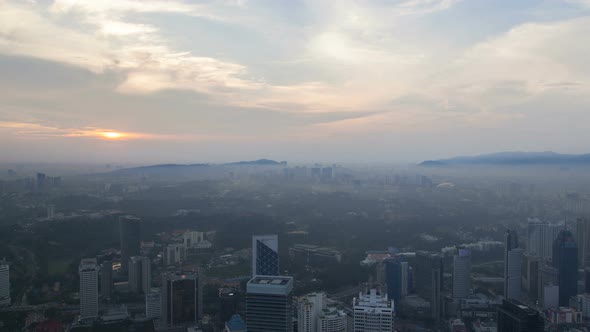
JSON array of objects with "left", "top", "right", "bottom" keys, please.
[
  {"left": 79, "top": 258, "right": 100, "bottom": 319},
  {"left": 504, "top": 230, "right": 524, "bottom": 300},
  {"left": 36, "top": 172, "right": 46, "bottom": 190},
  {"left": 252, "top": 235, "right": 279, "bottom": 276},
  {"left": 553, "top": 230, "right": 578, "bottom": 306},
  {"left": 146, "top": 289, "right": 161, "bottom": 319},
  {"left": 453, "top": 248, "right": 471, "bottom": 299},
  {"left": 317, "top": 304, "right": 347, "bottom": 332},
  {"left": 219, "top": 288, "right": 240, "bottom": 326},
  {"left": 47, "top": 204, "right": 55, "bottom": 219},
  {"left": 119, "top": 215, "right": 141, "bottom": 273},
  {"left": 298, "top": 292, "right": 326, "bottom": 332},
  {"left": 100, "top": 260, "right": 113, "bottom": 300},
  {"left": 352, "top": 289, "right": 394, "bottom": 332},
  {"left": 129, "top": 256, "right": 151, "bottom": 294},
  {"left": 161, "top": 271, "right": 202, "bottom": 327},
  {"left": 497, "top": 299, "right": 544, "bottom": 332},
  {"left": 586, "top": 268, "right": 590, "bottom": 294},
  {"left": 246, "top": 275, "right": 293, "bottom": 332},
  {"left": 414, "top": 251, "right": 443, "bottom": 321},
  {"left": 526, "top": 219, "right": 560, "bottom": 260},
  {"left": 183, "top": 231, "right": 205, "bottom": 248},
  {"left": 225, "top": 314, "right": 247, "bottom": 332},
  {"left": 522, "top": 254, "right": 539, "bottom": 302},
  {"left": 0, "top": 259, "right": 10, "bottom": 306},
  {"left": 385, "top": 259, "right": 408, "bottom": 304},
  {"left": 577, "top": 218, "right": 590, "bottom": 268},
  {"left": 164, "top": 243, "right": 186, "bottom": 266}
]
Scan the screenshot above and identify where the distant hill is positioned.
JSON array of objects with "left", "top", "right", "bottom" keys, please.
[
  {"left": 419, "top": 151, "right": 590, "bottom": 167},
  {"left": 225, "top": 159, "right": 283, "bottom": 166},
  {"left": 110, "top": 159, "right": 283, "bottom": 176}
]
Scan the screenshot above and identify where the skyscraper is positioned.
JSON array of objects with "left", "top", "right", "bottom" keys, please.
[
  {"left": 252, "top": 235, "right": 279, "bottom": 276},
  {"left": 79, "top": 258, "right": 100, "bottom": 319},
  {"left": 219, "top": 288, "right": 240, "bottom": 326},
  {"left": 119, "top": 215, "right": 141, "bottom": 273},
  {"left": 0, "top": 259, "right": 10, "bottom": 306},
  {"left": 553, "top": 230, "right": 578, "bottom": 306},
  {"left": 497, "top": 299, "right": 544, "bottom": 332},
  {"left": 161, "top": 271, "right": 202, "bottom": 327},
  {"left": 504, "top": 230, "right": 524, "bottom": 300},
  {"left": 526, "top": 218, "right": 560, "bottom": 260},
  {"left": 298, "top": 292, "right": 326, "bottom": 332},
  {"left": 385, "top": 258, "right": 408, "bottom": 304},
  {"left": 414, "top": 251, "right": 443, "bottom": 321},
  {"left": 453, "top": 248, "right": 471, "bottom": 299},
  {"left": 146, "top": 289, "right": 161, "bottom": 319},
  {"left": 100, "top": 260, "right": 113, "bottom": 300},
  {"left": 129, "top": 256, "right": 151, "bottom": 294},
  {"left": 577, "top": 218, "right": 590, "bottom": 268},
  {"left": 353, "top": 289, "right": 394, "bottom": 332},
  {"left": 246, "top": 275, "right": 293, "bottom": 332}
]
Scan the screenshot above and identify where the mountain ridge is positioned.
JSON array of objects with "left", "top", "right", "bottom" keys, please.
[{"left": 419, "top": 151, "right": 590, "bottom": 166}]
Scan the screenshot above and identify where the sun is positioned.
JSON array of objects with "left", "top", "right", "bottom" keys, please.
[{"left": 101, "top": 132, "right": 124, "bottom": 139}]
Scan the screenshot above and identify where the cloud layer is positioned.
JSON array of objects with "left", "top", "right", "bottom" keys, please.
[{"left": 1, "top": 0, "right": 590, "bottom": 162}]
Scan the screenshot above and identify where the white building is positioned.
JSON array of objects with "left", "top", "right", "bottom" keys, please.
[
  {"left": 79, "top": 258, "right": 100, "bottom": 319},
  {"left": 164, "top": 244, "right": 186, "bottom": 265},
  {"left": 183, "top": 231, "right": 212, "bottom": 249},
  {"left": 527, "top": 218, "right": 560, "bottom": 259},
  {"left": 146, "top": 289, "right": 161, "bottom": 319},
  {"left": 318, "top": 304, "right": 348, "bottom": 332},
  {"left": 453, "top": 249, "right": 471, "bottom": 299},
  {"left": 0, "top": 259, "right": 10, "bottom": 306},
  {"left": 353, "top": 289, "right": 394, "bottom": 332},
  {"left": 298, "top": 292, "right": 325, "bottom": 332},
  {"left": 298, "top": 292, "right": 347, "bottom": 332}
]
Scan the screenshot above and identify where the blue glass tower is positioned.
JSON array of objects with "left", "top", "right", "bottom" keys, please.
[
  {"left": 553, "top": 230, "right": 578, "bottom": 306},
  {"left": 252, "top": 235, "right": 279, "bottom": 276}
]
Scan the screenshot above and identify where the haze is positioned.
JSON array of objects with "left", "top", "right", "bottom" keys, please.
[{"left": 1, "top": 0, "right": 590, "bottom": 163}]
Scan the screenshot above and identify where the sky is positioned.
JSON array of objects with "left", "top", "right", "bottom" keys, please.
[{"left": 1, "top": 0, "right": 590, "bottom": 164}]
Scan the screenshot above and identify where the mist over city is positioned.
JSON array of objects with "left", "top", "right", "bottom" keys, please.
[{"left": 2, "top": 1, "right": 590, "bottom": 332}]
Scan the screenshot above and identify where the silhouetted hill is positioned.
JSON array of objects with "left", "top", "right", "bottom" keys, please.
[
  {"left": 419, "top": 151, "right": 590, "bottom": 166},
  {"left": 110, "top": 159, "right": 283, "bottom": 176}
]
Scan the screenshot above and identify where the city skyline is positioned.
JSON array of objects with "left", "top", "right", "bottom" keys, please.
[{"left": 1, "top": 0, "right": 590, "bottom": 163}]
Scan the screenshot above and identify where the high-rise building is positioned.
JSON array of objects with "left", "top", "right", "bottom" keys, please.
[
  {"left": 36, "top": 172, "right": 46, "bottom": 190},
  {"left": 119, "top": 215, "right": 141, "bottom": 273},
  {"left": 184, "top": 231, "right": 205, "bottom": 248},
  {"left": 577, "top": 218, "right": 590, "bottom": 268},
  {"left": 352, "top": 289, "right": 394, "bottom": 332},
  {"left": 225, "top": 314, "right": 247, "bottom": 332},
  {"left": 453, "top": 248, "right": 471, "bottom": 299},
  {"left": 0, "top": 259, "right": 10, "bottom": 306},
  {"left": 100, "top": 260, "right": 113, "bottom": 300},
  {"left": 522, "top": 254, "right": 539, "bottom": 302},
  {"left": 504, "top": 230, "right": 524, "bottom": 300},
  {"left": 246, "top": 275, "right": 293, "bottom": 332},
  {"left": 161, "top": 271, "right": 202, "bottom": 327},
  {"left": 553, "top": 230, "right": 578, "bottom": 306},
  {"left": 252, "top": 235, "right": 279, "bottom": 276},
  {"left": 164, "top": 243, "right": 186, "bottom": 266},
  {"left": 79, "top": 258, "right": 100, "bottom": 319},
  {"left": 129, "top": 256, "right": 151, "bottom": 294},
  {"left": 385, "top": 259, "right": 408, "bottom": 304},
  {"left": 298, "top": 292, "right": 347, "bottom": 332},
  {"left": 298, "top": 292, "right": 326, "bottom": 332},
  {"left": 414, "top": 251, "right": 443, "bottom": 321},
  {"left": 46, "top": 204, "right": 55, "bottom": 219},
  {"left": 219, "top": 288, "right": 240, "bottom": 325},
  {"left": 526, "top": 219, "right": 561, "bottom": 260},
  {"left": 146, "top": 289, "right": 161, "bottom": 319},
  {"left": 497, "top": 299, "right": 544, "bottom": 332}
]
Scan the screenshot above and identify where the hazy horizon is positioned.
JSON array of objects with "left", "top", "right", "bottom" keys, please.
[{"left": 2, "top": 0, "right": 590, "bottom": 163}]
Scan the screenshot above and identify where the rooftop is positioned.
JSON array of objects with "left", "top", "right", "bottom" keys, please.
[{"left": 249, "top": 276, "right": 291, "bottom": 285}]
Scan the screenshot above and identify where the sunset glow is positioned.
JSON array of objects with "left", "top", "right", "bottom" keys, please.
[{"left": 101, "top": 132, "right": 124, "bottom": 139}]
